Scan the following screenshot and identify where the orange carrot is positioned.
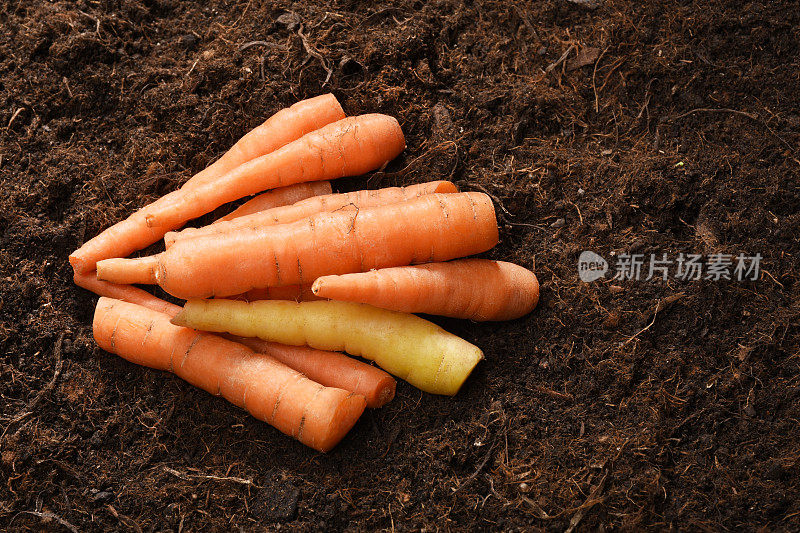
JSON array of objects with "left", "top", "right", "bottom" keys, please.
[
  {"left": 97, "top": 256, "right": 158, "bottom": 285},
  {"left": 165, "top": 180, "right": 458, "bottom": 248},
  {"left": 184, "top": 95, "right": 343, "bottom": 192},
  {"left": 91, "top": 183, "right": 335, "bottom": 283},
  {"left": 144, "top": 114, "right": 406, "bottom": 231},
  {"left": 216, "top": 181, "right": 332, "bottom": 223},
  {"left": 234, "top": 338, "right": 395, "bottom": 408},
  {"left": 74, "top": 272, "right": 393, "bottom": 406},
  {"left": 93, "top": 298, "right": 365, "bottom": 451},
  {"left": 312, "top": 259, "right": 540, "bottom": 321},
  {"left": 144, "top": 192, "right": 498, "bottom": 299},
  {"left": 74, "top": 270, "right": 182, "bottom": 316},
  {"left": 235, "top": 285, "right": 319, "bottom": 302},
  {"left": 99, "top": 182, "right": 464, "bottom": 287},
  {"left": 69, "top": 95, "right": 346, "bottom": 274}
]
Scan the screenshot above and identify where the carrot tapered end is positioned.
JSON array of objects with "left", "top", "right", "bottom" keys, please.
[
  {"left": 170, "top": 309, "right": 188, "bottom": 327},
  {"left": 431, "top": 181, "right": 459, "bottom": 194},
  {"left": 303, "top": 389, "right": 367, "bottom": 453},
  {"left": 371, "top": 375, "right": 397, "bottom": 408},
  {"left": 69, "top": 252, "right": 90, "bottom": 275}
]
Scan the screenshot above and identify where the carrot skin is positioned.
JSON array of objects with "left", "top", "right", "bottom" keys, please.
[
  {"left": 183, "top": 95, "right": 344, "bottom": 192},
  {"left": 69, "top": 94, "right": 345, "bottom": 274},
  {"left": 149, "top": 114, "right": 406, "bottom": 230},
  {"left": 93, "top": 298, "right": 365, "bottom": 452},
  {"left": 215, "top": 181, "right": 332, "bottom": 223},
  {"left": 234, "top": 338, "right": 396, "bottom": 408},
  {"left": 75, "top": 272, "right": 391, "bottom": 406},
  {"left": 311, "top": 259, "right": 540, "bottom": 321},
  {"left": 73, "top": 270, "right": 182, "bottom": 316},
  {"left": 100, "top": 182, "right": 458, "bottom": 288},
  {"left": 96, "top": 256, "right": 159, "bottom": 285},
  {"left": 166, "top": 180, "right": 458, "bottom": 248},
  {"left": 173, "top": 299, "right": 484, "bottom": 396},
  {"left": 154, "top": 192, "right": 498, "bottom": 299}
]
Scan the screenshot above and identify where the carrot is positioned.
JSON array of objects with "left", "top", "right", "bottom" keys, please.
[
  {"left": 172, "top": 299, "right": 484, "bottom": 395},
  {"left": 311, "top": 259, "right": 540, "bottom": 321},
  {"left": 74, "top": 270, "right": 182, "bottom": 316},
  {"left": 69, "top": 94, "right": 346, "bottom": 274},
  {"left": 93, "top": 298, "right": 366, "bottom": 451},
  {"left": 93, "top": 261, "right": 322, "bottom": 300},
  {"left": 74, "top": 272, "right": 393, "bottom": 407},
  {"left": 129, "top": 192, "right": 496, "bottom": 299},
  {"left": 183, "top": 95, "right": 343, "bottom": 192},
  {"left": 143, "top": 114, "right": 406, "bottom": 231},
  {"left": 216, "top": 181, "right": 332, "bottom": 223},
  {"left": 97, "top": 256, "right": 158, "bottom": 285},
  {"left": 235, "top": 285, "right": 319, "bottom": 302},
  {"left": 234, "top": 338, "right": 395, "bottom": 408},
  {"left": 165, "top": 180, "right": 458, "bottom": 248}
]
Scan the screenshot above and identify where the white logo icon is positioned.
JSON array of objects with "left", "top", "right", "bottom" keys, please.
[{"left": 578, "top": 251, "right": 608, "bottom": 282}]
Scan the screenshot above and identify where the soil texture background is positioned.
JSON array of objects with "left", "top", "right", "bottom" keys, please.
[{"left": 1, "top": 0, "right": 799, "bottom": 530}]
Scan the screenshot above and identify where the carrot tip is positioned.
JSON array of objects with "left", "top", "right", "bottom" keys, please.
[
  {"left": 69, "top": 253, "right": 90, "bottom": 275},
  {"left": 170, "top": 311, "right": 188, "bottom": 327},
  {"left": 432, "top": 181, "right": 459, "bottom": 194},
  {"left": 314, "top": 392, "right": 367, "bottom": 452},
  {"left": 374, "top": 379, "right": 396, "bottom": 408},
  {"left": 164, "top": 232, "right": 178, "bottom": 247},
  {"left": 310, "top": 279, "right": 323, "bottom": 295}
]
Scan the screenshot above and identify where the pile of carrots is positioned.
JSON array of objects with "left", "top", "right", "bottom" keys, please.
[{"left": 71, "top": 94, "right": 539, "bottom": 452}]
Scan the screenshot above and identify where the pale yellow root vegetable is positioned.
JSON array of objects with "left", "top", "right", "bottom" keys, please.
[{"left": 172, "top": 299, "right": 484, "bottom": 396}]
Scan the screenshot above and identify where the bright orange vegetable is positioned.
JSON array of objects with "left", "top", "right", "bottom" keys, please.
[
  {"left": 96, "top": 182, "right": 457, "bottom": 287},
  {"left": 73, "top": 270, "right": 181, "bottom": 316},
  {"left": 165, "top": 181, "right": 458, "bottom": 248},
  {"left": 312, "top": 259, "right": 540, "bottom": 321},
  {"left": 74, "top": 272, "right": 392, "bottom": 407},
  {"left": 69, "top": 94, "right": 346, "bottom": 273},
  {"left": 97, "top": 256, "right": 158, "bottom": 285},
  {"left": 141, "top": 192, "right": 498, "bottom": 299},
  {"left": 234, "top": 338, "right": 395, "bottom": 408},
  {"left": 144, "top": 114, "right": 406, "bottom": 231},
  {"left": 215, "top": 181, "right": 332, "bottom": 223},
  {"left": 93, "top": 298, "right": 365, "bottom": 452},
  {"left": 235, "top": 285, "right": 319, "bottom": 302},
  {"left": 95, "top": 118, "right": 409, "bottom": 286}
]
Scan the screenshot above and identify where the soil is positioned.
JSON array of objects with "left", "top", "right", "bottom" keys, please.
[{"left": 1, "top": 0, "right": 799, "bottom": 531}]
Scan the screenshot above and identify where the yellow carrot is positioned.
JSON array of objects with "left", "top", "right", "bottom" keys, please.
[{"left": 172, "top": 299, "right": 484, "bottom": 396}]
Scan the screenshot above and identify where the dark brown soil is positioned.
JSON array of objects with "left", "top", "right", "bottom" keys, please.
[{"left": 2, "top": 0, "right": 799, "bottom": 531}]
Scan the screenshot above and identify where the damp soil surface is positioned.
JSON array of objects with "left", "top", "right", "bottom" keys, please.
[{"left": 2, "top": 0, "right": 799, "bottom": 530}]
